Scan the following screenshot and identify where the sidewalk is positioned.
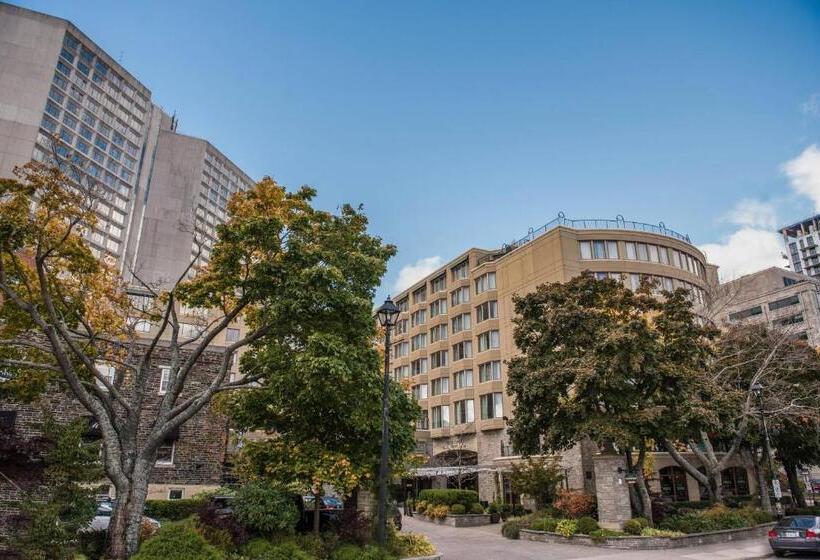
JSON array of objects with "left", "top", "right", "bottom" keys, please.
[{"left": 403, "top": 515, "right": 775, "bottom": 560}]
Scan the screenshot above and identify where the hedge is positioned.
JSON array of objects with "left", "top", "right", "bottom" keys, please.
[
  {"left": 418, "top": 489, "right": 479, "bottom": 507},
  {"left": 144, "top": 498, "right": 206, "bottom": 521}
]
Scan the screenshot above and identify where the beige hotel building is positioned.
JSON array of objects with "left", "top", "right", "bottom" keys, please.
[{"left": 391, "top": 215, "right": 731, "bottom": 505}]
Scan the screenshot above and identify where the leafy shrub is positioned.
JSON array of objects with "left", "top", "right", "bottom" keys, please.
[
  {"left": 331, "top": 508, "right": 373, "bottom": 546},
  {"left": 487, "top": 503, "right": 499, "bottom": 514},
  {"left": 233, "top": 481, "right": 299, "bottom": 535},
  {"left": 659, "top": 512, "right": 718, "bottom": 534},
  {"left": 144, "top": 498, "right": 205, "bottom": 521},
  {"left": 426, "top": 505, "right": 449, "bottom": 520},
  {"left": 260, "top": 542, "right": 315, "bottom": 560},
  {"left": 502, "top": 519, "right": 524, "bottom": 539},
  {"left": 622, "top": 519, "right": 644, "bottom": 535},
  {"left": 418, "top": 489, "right": 479, "bottom": 508},
  {"left": 415, "top": 501, "right": 428, "bottom": 514},
  {"left": 77, "top": 530, "right": 107, "bottom": 559},
  {"left": 701, "top": 505, "right": 750, "bottom": 530},
  {"left": 242, "top": 537, "right": 277, "bottom": 559},
  {"left": 553, "top": 490, "right": 596, "bottom": 519},
  {"left": 723, "top": 495, "right": 754, "bottom": 509},
  {"left": 449, "top": 504, "right": 466, "bottom": 515},
  {"left": 131, "top": 521, "right": 223, "bottom": 560},
  {"left": 576, "top": 516, "right": 599, "bottom": 535},
  {"left": 331, "top": 544, "right": 394, "bottom": 560},
  {"left": 589, "top": 528, "right": 624, "bottom": 543},
  {"left": 737, "top": 507, "right": 774, "bottom": 526},
  {"left": 469, "top": 503, "right": 485, "bottom": 514},
  {"left": 388, "top": 532, "right": 435, "bottom": 557},
  {"left": 555, "top": 519, "right": 577, "bottom": 538},
  {"left": 530, "top": 517, "right": 558, "bottom": 532},
  {"left": 197, "top": 500, "right": 248, "bottom": 549},
  {"left": 641, "top": 527, "right": 685, "bottom": 537},
  {"left": 288, "top": 533, "right": 335, "bottom": 559}
]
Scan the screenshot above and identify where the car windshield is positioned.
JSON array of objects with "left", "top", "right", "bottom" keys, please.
[{"left": 778, "top": 517, "right": 816, "bottom": 529}]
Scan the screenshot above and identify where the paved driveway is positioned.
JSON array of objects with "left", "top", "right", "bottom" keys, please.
[{"left": 402, "top": 516, "right": 778, "bottom": 560}]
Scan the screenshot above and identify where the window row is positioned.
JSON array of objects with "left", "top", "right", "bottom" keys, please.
[
  {"left": 591, "top": 271, "right": 706, "bottom": 305},
  {"left": 393, "top": 330, "right": 499, "bottom": 359},
  {"left": 426, "top": 394, "right": 503, "bottom": 428},
  {"left": 579, "top": 240, "right": 705, "bottom": 278},
  {"left": 393, "top": 361, "right": 502, "bottom": 386}
]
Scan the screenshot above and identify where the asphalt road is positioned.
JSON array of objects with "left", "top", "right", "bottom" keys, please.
[{"left": 402, "top": 515, "right": 785, "bottom": 560}]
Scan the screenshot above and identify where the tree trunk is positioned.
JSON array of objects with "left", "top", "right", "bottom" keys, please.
[
  {"left": 753, "top": 448, "right": 773, "bottom": 515},
  {"left": 635, "top": 445, "right": 654, "bottom": 526},
  {"left": 708, "top": 472, "right": 723, "bottom": 505},
  {"left": 625, "top": 449, "right": 642, "bottom": 516},
  {"left": 106, "top": 468, "right": 151, "bottom": 559},
  {"left": 312, "top": 488, "right": 322, "bottom": 535},
  {"left": 783, "top": 460, "right": 807, "bottom": 509}
]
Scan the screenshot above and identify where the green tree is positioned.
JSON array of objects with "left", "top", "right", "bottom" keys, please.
[
  {"left": 506, "top": 273, "right": 717, "bottom": 524},
  {"left": 508, "top": 456, "right": 565, "bottom": 511},
  {"left": 0, "top": 161, "right": 398, "bottom": 558},
  {"left": 8, "top": 416, "right": 103, "bottom": 559}
]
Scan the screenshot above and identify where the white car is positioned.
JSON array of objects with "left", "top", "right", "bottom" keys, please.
[{"left": 87, "top": 502, "right": 161, "bottom": 532}]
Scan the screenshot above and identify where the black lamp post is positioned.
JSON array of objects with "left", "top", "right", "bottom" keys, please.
[
  {"left": 752, "top": 382, "right": 781, "bottom": 517},
  {"left": 375, "top": 296, "right": 400, "bottom": 545}
]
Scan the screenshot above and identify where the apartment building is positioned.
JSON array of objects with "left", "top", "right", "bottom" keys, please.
[
  {"left": 781, "top": 214, "right": 820, "bottom": 279},
  {"left": 392, "top": 215, "right": 721, "bottom": 503},
  {"left": 713, "top": 266, "right": 820, "bottom": 348}
]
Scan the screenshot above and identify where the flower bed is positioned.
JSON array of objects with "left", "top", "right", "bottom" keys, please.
[
  {"left": 416, "top": 513, "right": 493, "bottom": 528},
  {"left": 414, "top": 491, "right": 492, "bottom": 527}
]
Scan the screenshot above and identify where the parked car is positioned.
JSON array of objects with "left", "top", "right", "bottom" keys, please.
[
  {"left": 768, "top": 515, "right": 820, "bottom": 557},
  {"left": 87, "top": 501, "right": 161, "bottom": 532},
  {"left": 811, "top": 479, "right": 820, "bottom": 494}
]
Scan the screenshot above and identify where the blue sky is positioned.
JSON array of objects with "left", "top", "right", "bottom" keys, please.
[{"left": 19, "top": 0, "right": 820, "bottom": 297}]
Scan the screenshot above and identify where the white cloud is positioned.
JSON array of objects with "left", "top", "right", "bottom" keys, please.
[
  {"left": 782, "top": 144, "right": 820, "bottom": 211},
  {"left": 801, "top": 93, "right": 820, "bottom": 117},
  {"left": 723, "top": 199, "right": 777, "bottom": 229},
  {"left": 699, "top": 228, "right": 785, "bottom": 281},
  {"left": 393, "top": 256, "right": 443, "bottom": 293}
]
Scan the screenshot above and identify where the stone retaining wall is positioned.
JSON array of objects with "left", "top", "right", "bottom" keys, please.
[
  {"left": 520, "top": 522, "right": 775, "bottom": 549},
  {"left": 418, "top": 513, "right": 492, "bottom": 527}
]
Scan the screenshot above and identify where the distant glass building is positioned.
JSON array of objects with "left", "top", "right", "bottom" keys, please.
[{"left": 780, "top": 214, "right": 820, "bottom": 279}]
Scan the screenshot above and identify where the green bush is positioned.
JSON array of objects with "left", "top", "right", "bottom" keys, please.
[
  {"left": 331, "top": 544, "right": 395, "bottom": 560},
  {"left": 530, "top": 517, "right": 558, "bottom": 532},
  {"left": 449, "top": 504, "right": 466, "bottom": 515},
  {"left": 242, "top": 538, "right": 277, "bottom": 559},
  {"left": 131, "top": 521, "right": 222, "bottom": 560},
  {"left": 555, "top": 519, "right": 577, "bottom": 538},
  {"left": 701, "top": 505, "right": 751, "bottom": 530},
  {"left": 501, "top": 519, "right": 524, "bottom": 539},
  {"left": 387, "top": 532, "right": 435, "bottom": 558},
  {"left": 469, "top": 503, "right": 485, "bottom": 514},
  {"left": 589, "top": 528, "right": 625, "bottom": 543},
  {"left": 144, "top": 498, "right": 205, "bottom": 521},
  {"left": 233, "top": 481, "right": 299, "bottom": 535},
  {"left": 487, "top": 503, "right": 499, "bottom": 514},
  {"left": 259, "top": 542, "right": 315, "bottom": 560},
  {"left": 576, "top": 516, "right": 599, "bottom": 535},
  {"left": 659, "top": 512, "right": 718, "bottom": 534},
  {"left": 622, "top": 519, "right": 644, "bottom": 535},
  {"left": 738, "top": 507, "right": 774, "bottom": 526},
  {"left": 418, "top": 489, "right": 479, "bottom": 508}
]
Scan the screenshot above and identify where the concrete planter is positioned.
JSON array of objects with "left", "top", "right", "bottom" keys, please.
[
  {"left": 520, "top": 522, "right": 775, "bottom": 550},
  {"left": 419, "top": 513, "right": 493, "bottom": 527}
]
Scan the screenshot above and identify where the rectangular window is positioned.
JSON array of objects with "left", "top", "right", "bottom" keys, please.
[
  {"left": 480, "top": 392, "right": 504, "bottom": 420},
  {"left": 776, "top": 313, "right": 804, "bottom": 326},
  {"left": 95, "top": 362, "right": 116, "bottom": 389},
  {"left": 429, "top": 298, "right": 447, "bottom": 317},
  {"left": 411, "top": 333, "right": 427, "bottom": 351},
  {"left": 475, "top": 300, "right": 498, "bottom": 323},
  {"left": 393, "top": 365, "right": 409, "bottom": 380},
  {"left": 580, "top": 240, "right": 593, "bottom": 260},
  {"left": 728, "top": 306, "right": 763, "bottom": 321},
  {"left": 658, "top": 246, "right": 669, "bottom": 265},
  {"left": 168, "top": 489, "right": 184, "bottom": 500},
  {"left": 411, "top": 358, "right": 428, "bottom": 375},
  {"left": 411, "top": 309, "right": 427, "bottom": 327},
  {"left": 159, "top": 366, "right": 170, "bottom": 394},
  {"left": 451, "top": 313, "right": 471, "bottom": 334},
  {"left": 431, "top": 405, "right": 450, "bottom": 428},
  {"left": 156, "top": 441, "right": 175, "bottom": 465},
  {"left": 452, "top": 341, "right": 472, "bottom": 361},
  {"left": 430, "top": 377, "right": 449, "bottom": 396},
  {"left": 453, "top": 369, "right": 473, "bottom": 389},
  {"left": 393, "top": 341, "right": 409, "bottom": 358},
  {"left": 477, "top": 330, "right": 500, "bottom": 352},
  {"left": 625, "top": 242, "right": 637, "bottom": 260},
  {"left": 430, "top": 350, "right": 448, "bottom": 369},
  {"left": 453, "top": 399, "right": 475, "bottom": 424},
  {"left": 451, "top": 259, "right": 469, "bottom": 281},
  {"left": 478, "top": 360, "right": 501, "bottom": 382},
  {"left": 226, "top": 327, "right": 240, "bottom": 343},
  {"left": 411, "top": 383, "right": 429, "bottom": 401},
  {"left": 768, "top": 295, "right": 800, "bottom": 312},
  {"left": 395, "top": 318, "right": 409, "bottom": 335},
  {"left": 451, "top": 286, "right": 470, "bottom": 306},
  {"left": 431, "top": 274, "right": 446, "bottom": 293},
  {"left": 429, "top": 323, "right": 448, "bottom": 342},
  {"left": 412, "top": 286, "right": 427, "bottom": 304},
  {"left": 417, "top": 410, "right": 429, "bottom": 430},
  {"left": 648, "top": 244, "right": 660, "bottom": 263},
  {"left": 133, "top": 319, "right": 151, "bottom": 333},
  {"left": 475, "top": 272, "right": 496, "bottom": 294},
  {"left": 636, "top": 243, "right": 649, "bottom": 261}
]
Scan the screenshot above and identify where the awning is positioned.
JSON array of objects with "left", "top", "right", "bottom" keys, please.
[{"left": 409, "top": 465, "right": 498, "bottom": 478}]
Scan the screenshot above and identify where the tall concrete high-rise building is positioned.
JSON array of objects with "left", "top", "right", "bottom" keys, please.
[
  {"left": 0, "top": 2, "right": 253, "bottom": 285},
  {"left": 780, "top": 214, "right": 820, "bottom": 279},
  {"left": 390, "top": 215, "right": 755, "bottom": 511}
]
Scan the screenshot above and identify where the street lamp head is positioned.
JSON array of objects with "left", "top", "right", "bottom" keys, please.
[
  {"left": 376, "top": 296, "right": 401, "bottom": 328},
  {"left": 751, "top": 382, "right": 763, "bottom": 398}
]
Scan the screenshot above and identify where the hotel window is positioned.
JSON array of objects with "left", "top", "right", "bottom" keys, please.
[
  {"left": 95, "top": 362, "right": 116, "bottom": 389},
  {"left": 411, "top": 358, "right": 428, "bottom": 375},
  {"left": 226, "top": 328, "right": 240, "bottom": 343},
  {"left": 628, "top": 273, "right": 641, "bottom": 291},
  {"left": 451, "top": 313, "right": 471, "bottom": 334},
  {"left": 431, "top": 377, "right": 449, "bottom": 396},
  {"left": 431, "top": 274, "right": 446, "bottom": 293},
  {"left": 393, "top": 341, "right": 409, "bottom": 358},
  {"left": 662, "top": 277, "right": 674, "bottom": 292},
  {"left": 411, "top": 309, "right": 426, "bottom": 327},
  {"left": 728, "top": 306, "right": 763, "bottom": 321},
  {"left": 417, "top": 410, "right": 429, "bottom": 430},
  {"left": 636, "top": 243, "right": 649, "bottom": 261},
  {"left": 430, "top": 298, "right": 448, "bottom": 317},
  {"left": 430, "top": 324, "right": 448, "bottom": 342},
  {"left": 413, "top": 287, "right": 427, "bottom": 304},
  {"left": 769, "top": 295, "right": 800, "bottom": 312},
  {"left": 658, "top": 246, "right": 670, "bottom": 265},
  {"left": 179, "top": 323, "right": 203, "bottom": 339},
  {"left": 480, "top": 392, "right": 504, "bottom": 420},
  {"left": 395, "top": 318, "right": 409, "bottom": 335},
  {"left": 393, "top": 365, "right": 410, "bottom": 380},
  {"left": 777, "top": 313, "right": 804, "bottom": 327},
  {"left": 477, "top": 330, "right": 500, "bottom": 352},
  {"left": 411, "top": 333, "right": 427, "bottom": 351},
  {"left": 451, "top": 286, "right": 470, "bottom": 306},
  {"left": 159, "top": 366, "right": 170, "bottom": 395},
  {"left": 133, "top": 319, "right": 151, "bottom": 333},
  {"left": 411, "top": 383, "right": 428, "bottom": 401},
  {"left": 430, "top": 350, "right": 448, "bottom": 369},
  {"left": 156, "top": 440, "right": 175, "bottom": 465},
  {"left": 452, "top": 341, "right": 472, "bottom": 361},
  {"left": 398, "top": 295, "right": 408, "bottom": 314},
  {"left": 475, "top": 272, "right": 496, "bottom": 294},
  {"left": 579, "top": 240, "right": 618, "bottom": 260},
  {"left": 451, "top": 259, "right": 469, "bottom": 281},
  {"left": 431, "top": 405, "right": 450, "bottom": 428},
  {"left": 475, "top": 300, "right": 498, "bottom": 323},
  {"left": 648, "top": 244, "right": 660, "bottom": 263},
  {"left": 453, "top": 369, "right": 473, "bottom": 389},
  {"left": 478, "top": 360, "right": 501, "bottom": 382},
  {"left": 453, "top": 399, "right": 475, "bottom": 424}
]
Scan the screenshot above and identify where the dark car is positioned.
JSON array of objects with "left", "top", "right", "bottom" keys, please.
[{"left": 768, "top": 515, "right": 820, "bottom": 557}]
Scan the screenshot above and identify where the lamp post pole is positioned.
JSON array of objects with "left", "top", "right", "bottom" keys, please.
[
  {"left": 375, "top": 296, "right": 400, "bottom": 546},
  {"left": 753, "top": 382, "right": 781, "bottom": 517}
]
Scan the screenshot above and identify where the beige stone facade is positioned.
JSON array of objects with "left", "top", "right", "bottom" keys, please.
[{"left": 391, "top": 216, "right": 717, "bottom": 503}]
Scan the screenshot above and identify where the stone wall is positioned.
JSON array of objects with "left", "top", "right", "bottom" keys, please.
[{"left": 592, "top": 454, "right": 632, "bottom": 530}]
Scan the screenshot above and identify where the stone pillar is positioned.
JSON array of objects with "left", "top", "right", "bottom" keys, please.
[{"left": 593, "top": 454, "right": 632, "bottom": 530}]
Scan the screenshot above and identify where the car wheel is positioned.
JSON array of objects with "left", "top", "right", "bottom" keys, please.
[{"left": 773, "top": 551, "right": 786, "bottom": 557}]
